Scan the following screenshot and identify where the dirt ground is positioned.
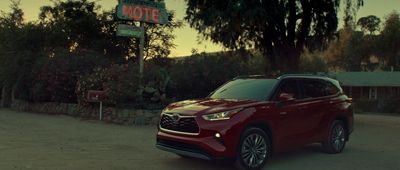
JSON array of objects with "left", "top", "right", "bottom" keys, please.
[{"left": 0, "top": 109, "right": 399, "bottom": 170}]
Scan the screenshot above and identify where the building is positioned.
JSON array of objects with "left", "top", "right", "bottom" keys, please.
[{"left": 331, "top": 72, "right": 400, "bottom": 100}]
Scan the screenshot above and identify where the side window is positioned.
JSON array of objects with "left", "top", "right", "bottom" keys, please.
[
  {"left": 277, "top": 80, "right": 301, "bottom": 99},
  {"left": 325, "top": 81, "right": 340, "bottom": 96},
  {"left": 300, "top": 79, "right": 327, "bottom": 98}
]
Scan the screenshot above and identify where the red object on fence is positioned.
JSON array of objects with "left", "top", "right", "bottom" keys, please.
[{"left": 87, "top": 90, "right": 105, "bottom": 102}]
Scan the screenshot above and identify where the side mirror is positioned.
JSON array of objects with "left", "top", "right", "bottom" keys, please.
[{"left": 278, "top": 93, "right": 296, "bottom": 102}]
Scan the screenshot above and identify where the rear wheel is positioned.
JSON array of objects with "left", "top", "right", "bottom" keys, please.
[
  {"left": 234, "top": 128, "right": 271, "bottom": 170},
  {"left": 322, "top": 120, "right": 347, "bottom": 154}
]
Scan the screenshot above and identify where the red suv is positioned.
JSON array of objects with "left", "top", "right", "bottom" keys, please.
[{"left": 156, "top": 75, "right": 353, "bottom": 169}]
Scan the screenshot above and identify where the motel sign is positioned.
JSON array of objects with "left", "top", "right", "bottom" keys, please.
[{"left": 117, "top": 0, "right": 168, "bottom": 24}]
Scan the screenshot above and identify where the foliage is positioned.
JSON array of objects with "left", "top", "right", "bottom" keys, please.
[
  {"left": 143, "top": 13, "right": 183, "bottom": 60},
  {"left": 76, "top": 64, "right": 140, "bottom": 106},
  {"left": 168, "top": 52, "right": 267, "bottom": 99},
  {"left": 76, "top": 63, "right": 172, "bottom": 109},
  {"left": 326, "top": 12, "right": 400, "bottom": 71},
  {"left": 31, "top": 50, "right": 109, "bottom": 103},
  {"left": 0, "top": 0, "right": 181, "bottom": 108},
  {"left": 185, "top": 0, "right": 363, "bottom": 72},
  {"left": 299, "top": 49, "right": 328, "bottom": 73},
  {"left": 38, "top": 0, "right": 182, "bottom": 62},
  {"left": 377, "top": 11, "right": 400, "bottom": 71},
  {"left": 357, "top": 15, "right": 381, "bottom": 34},
  {"left": 325, "top": 27, "right": 379, "bottom": 71},
  {"left": 0, "top": 0, "right": 30, "bottom": 85}
]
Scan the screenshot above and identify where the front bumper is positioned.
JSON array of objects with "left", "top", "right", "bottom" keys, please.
[
  {"left": 156, "top": 114, "right": 247, "bottom": 159},
  {"left": 156, "top": 138, "right": 213, "bottom": 160}
]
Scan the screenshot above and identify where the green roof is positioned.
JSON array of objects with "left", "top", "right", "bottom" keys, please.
[{"left": 330, "top": 72, "right": 400, "bottom": 87}]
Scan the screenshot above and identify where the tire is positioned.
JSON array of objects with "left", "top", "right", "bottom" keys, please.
[
  {"left": 322, "top": 120, "right": 347, "bottom": 154},
  {"left": 234, "top": 128, "right": 272, "bottom": 170}
]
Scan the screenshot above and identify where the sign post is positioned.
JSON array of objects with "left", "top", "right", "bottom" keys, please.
[
  {"left": 87, "top": 90, "right": 106, "bottom": 121},
  {"left": 139, "top": 22, "right": 145, "bottom": 76},
  {"left": 116, "top": 0, "right": 168, "bottom": 78}
]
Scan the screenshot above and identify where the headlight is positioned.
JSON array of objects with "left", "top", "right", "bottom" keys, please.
[{"left": 202, "top": 108, "right": 243, "bottom": 121}]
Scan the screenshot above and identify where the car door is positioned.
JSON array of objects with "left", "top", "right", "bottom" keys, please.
[
  {"left": 297, "top": 79, "right": 330, "bottom": 141},
  {"left": 273, "top": 79, "right": 311, "bottom": 148}
]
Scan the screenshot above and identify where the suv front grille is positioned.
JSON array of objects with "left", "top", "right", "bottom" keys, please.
[{"left": 160, "top": 113, "right": 199, "bottom": 134}]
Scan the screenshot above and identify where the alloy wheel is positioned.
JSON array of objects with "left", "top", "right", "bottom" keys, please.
[
  {"left": 332, "top": 124, "right": 346, "bottom": 151},
  {"left": 241, "top": 133, "right": 268, "bottom": 168}
]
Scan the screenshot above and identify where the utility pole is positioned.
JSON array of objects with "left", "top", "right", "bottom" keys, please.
[{"left": 139, "top": 22, "right": 145, "bottom": 78}]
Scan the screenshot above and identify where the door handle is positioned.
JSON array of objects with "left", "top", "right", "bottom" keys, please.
[{"left": 279, "top": 112, "right": 288, "bottom": 115}]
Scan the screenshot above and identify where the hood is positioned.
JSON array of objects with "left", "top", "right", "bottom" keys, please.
[{"left": 164, "top": 98, "right": 267, "bottom": 116}]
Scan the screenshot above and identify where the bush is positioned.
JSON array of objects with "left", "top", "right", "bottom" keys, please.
[
  {"left": 299, "top": 49, "right": 328, "bottom": 73},
  {"left": 30, "top": 50, "right": 109, "bottom": 103},
  {"left": 76, "top": 64, "right": 141, "bottom": 106},
  {"left": 76, "top": 63, "right": 172, "bottom": 109},
  {"left": 378, "top": 98, "right": 400, "bottom": 113},
  {"left": 14, "top": 49, "right": 270, "bottom": 109}
]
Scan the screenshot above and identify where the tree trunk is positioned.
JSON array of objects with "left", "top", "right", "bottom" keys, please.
[{"left": 264, "top": 44, "right": 301, "bottom": 74}]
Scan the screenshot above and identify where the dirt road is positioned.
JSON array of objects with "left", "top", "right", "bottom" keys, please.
[{"left": 0, "top": 109, "right": 399, "bottom": 170}]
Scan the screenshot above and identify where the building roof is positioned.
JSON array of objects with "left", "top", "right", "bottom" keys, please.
[{"left": 330, "top": 72, "right": 400, "bottom": 87}]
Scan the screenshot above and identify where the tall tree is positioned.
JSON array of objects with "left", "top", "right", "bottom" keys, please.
[
  {"left": 0, "top": 0, "right": 49, "bottom": 106},
  {"left": 185, "top": 0, "right": 363, "bottom": 72},
  {"left": 325, "top": 26, "right": 380, "bottom": 71},
  {"left": 357, "top": 15, "right": 381, "bottom": 35},
  {"left": 378, "top": 11, "right": 400, "bottom": 70}
]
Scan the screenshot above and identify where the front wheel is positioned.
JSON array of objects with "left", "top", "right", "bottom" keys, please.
[
  {"left": 322, "top": 120, "right": 347, "bottom": 154},
  {"left": 234, "top": 128, "right": 271, "bottom": 170}
]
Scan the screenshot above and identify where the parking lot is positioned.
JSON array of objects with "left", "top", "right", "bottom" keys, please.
[{"left": 0, "top": 109, "right": 399, "bottom": 170}]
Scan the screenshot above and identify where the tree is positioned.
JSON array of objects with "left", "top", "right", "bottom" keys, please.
[
  {"left": 378, "top": 11, "right": 400, "bottom": 70},
  {"left": 185, "top": 0, "right": 363, "bottom": 72},
  {"left": 39, "top": 0, "right": 182, "bottom": 63},
  {"left": 0, "top": 0, "right": 36, "bottom": 107},
  {"left": 299, "top": 49, "right": 328, "bottom": 73},
  {"left": 357, "top": 15, "right": 381, "bottom": 34}
]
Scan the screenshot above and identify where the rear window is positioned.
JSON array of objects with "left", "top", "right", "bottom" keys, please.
[
  {"left": 325, "top": 81, "right": 340, "bottom": 95},
  {"left": 301, "top": 79, "right": 327, "bottom": 98},
  {"left": 210, "top": 79, "right": 278, "bottom": 101},
  {"left": 300, "top": 79, "right": 340, "bottom": 98}
]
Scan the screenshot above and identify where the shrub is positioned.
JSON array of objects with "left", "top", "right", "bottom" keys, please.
[
  {"left": 30, "top": 50, "right": 109, "bottom": 103},
  {"left": 76, "top": 63, "right": 172, "bottom": 109},
  {"left": 76, "top": 64, "right": 141, "bottom": 106},
  {"left": 378, "top": 97, "right": 400, "bottom": 113}
]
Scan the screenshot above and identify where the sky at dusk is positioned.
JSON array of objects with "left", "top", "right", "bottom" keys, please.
[{"left": 0, "top": 0, "right": 399, "bottom": 57}]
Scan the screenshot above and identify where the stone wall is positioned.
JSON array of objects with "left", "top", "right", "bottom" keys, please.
[{"left": 11, "top": 99, "right": 161, "bottom": 126}]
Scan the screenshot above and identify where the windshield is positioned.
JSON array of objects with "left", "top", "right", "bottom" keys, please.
[{"left": 210, "top": 79, "right": 278, "bottom": 101}]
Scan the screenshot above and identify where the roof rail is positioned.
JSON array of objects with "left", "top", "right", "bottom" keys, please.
[
  {"left": 233, "top": 73, "right": 331, "bottom": 80},
  {"left": 233, "top": 75, "right": 266, "bottom": 79},
  {"left": 233, "top": 74, "right": 279, "bottom": 80},
  {"left": 278, "top": 73, "right": 330, "bottom": 79}
]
